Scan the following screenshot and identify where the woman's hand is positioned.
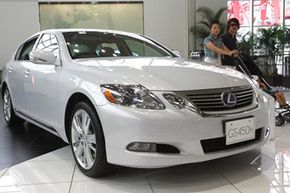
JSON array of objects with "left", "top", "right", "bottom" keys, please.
[
  {"left": 229, "top": 50, "right": 239, "bottom": 57},
  {"left": 259, "top": 82, "right": 267, "bottom": 90}
]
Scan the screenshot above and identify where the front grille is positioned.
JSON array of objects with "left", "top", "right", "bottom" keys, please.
[
  {"left": 200, "top": 128, "right": 262, "bottom": 153},
  {"left": 176, "top": 85, "right": 254, "bottom": 112}
]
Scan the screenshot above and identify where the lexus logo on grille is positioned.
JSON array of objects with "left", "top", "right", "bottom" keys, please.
[{"left": 221, "top": 92, "right": 237, "bottom": 108}]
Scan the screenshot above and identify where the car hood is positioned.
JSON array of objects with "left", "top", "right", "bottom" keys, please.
[{"left": 75, "top": 57, "right": 251, "bottom": 91}]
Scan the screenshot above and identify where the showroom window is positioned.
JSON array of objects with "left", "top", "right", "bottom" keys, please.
[
  {"left": 228, "top": 0, "right": 290, "bottom": 75},
  {"left": 227, "top": 0, "right": 290, "bottom": 29},
  {"left": 286, "top": 0, "right": 290, "bottom": 25},
  {"left": 39, "top": 2, "right": 144, "bottom": 34},
  {"left": 227, "top": 0, "right": 251, "bottom": 40},
  {"left": 253, "top": 0, "right": 281, "bottom": 26},
  {"left": 227, "top": 0, "right": 286, "bottom": 36}
]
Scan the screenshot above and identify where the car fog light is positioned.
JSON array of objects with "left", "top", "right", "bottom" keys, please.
[{"left": 127, "top": 142, "right": 156, "bottom": 152}]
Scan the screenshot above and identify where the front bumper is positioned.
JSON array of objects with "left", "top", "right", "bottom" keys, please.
[{"left": 97, "top": 98, "right": 270, "bottom": 168}]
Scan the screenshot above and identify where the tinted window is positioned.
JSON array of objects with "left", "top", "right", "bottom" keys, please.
[
  {"left": 63, "top": 32, "right": 173, "bottom": 59},
  {"left": 15, "top": 37, "right": 38, "bottom": 61},
  {"left": 35, "top": 33, "right": 59, "bottom": 57}
]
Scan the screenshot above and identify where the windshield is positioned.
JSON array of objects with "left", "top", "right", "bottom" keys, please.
[{"left": 62, "top": 31, "right": 174, "bottom": 59}]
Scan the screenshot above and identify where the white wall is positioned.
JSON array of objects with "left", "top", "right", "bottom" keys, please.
[
  {"left": 0, "top": 1, "right": 40, "bottom": 69},
  {"left": 144, "top": 0, "right": 189, "bottom": 58}
]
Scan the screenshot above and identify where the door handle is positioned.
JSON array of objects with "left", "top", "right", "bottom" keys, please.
[{"left": 24, "top": 70, "right": 30, "bottom": 77}]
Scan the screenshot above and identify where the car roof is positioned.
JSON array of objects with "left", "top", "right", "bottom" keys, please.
[
  {"left": 23, "top": 29, "right": 145, "bottom": 46},
  {"left": 41, "top": 29, "right": 141, "bottom": 37}
]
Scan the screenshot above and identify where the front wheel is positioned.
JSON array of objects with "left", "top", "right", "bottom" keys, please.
[
  {"left": 275, "top": 115, "right": 284, "bottom": 126},
  {"left": 69, "top": 101, "right": 113, "bottom": 177},
  {"left": 2, "top": 87, "right": 23, "bottom": 126},
  {"left": 283, "top": 113, "right": 290, "bottom": 122}
]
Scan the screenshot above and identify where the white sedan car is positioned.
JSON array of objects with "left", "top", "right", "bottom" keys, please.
[{"left": 2, "top": 29, "right": 272, "bottom": 177}]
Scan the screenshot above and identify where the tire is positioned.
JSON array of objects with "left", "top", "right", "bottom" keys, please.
[
  {"left": 2, "top": 87, "right": 24, "bottom": 126},
  {"left": 275, "top": 115, "right": 284, "bottom": 126},
  {"left": 283, "top": 113, "right": 290, "bottom": 122},
  {"left": 69, "top": 101, "right": 113, "bottom": 177}
]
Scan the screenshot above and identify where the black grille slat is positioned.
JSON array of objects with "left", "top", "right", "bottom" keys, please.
[
  {"left": 176, "top": 86, "right": 254, "bottom": 112},
  {"left": 232, "top": 90, "right": 253, "bottom": 94},
  {"left": 236, "top": 93, "right": 253, "bottom": 98},
  {"left": 195, "top": 101, "right": 222, "bottom": 105},
  {"left": 188, "top": 98, "right": 221, "bottom": 102},
  {"left": 201, "top": 128, "right": 262, "bottom": 153},
  {"left": 237, "top": 98, "right": 252, "bottom": 103},
  {"left": 188, "top": 94, "right": 222, "bottom": 99},
  {"left": 198, "top": 105, "right": 226, "bottom": 109},
  {"left": 238, "top": 97, "right": 253, "bottom": 102},
  {"left": 236, "top": 100, "right": 253, "bottom": 105}
]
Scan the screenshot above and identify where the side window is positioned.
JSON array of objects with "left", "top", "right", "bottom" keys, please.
[
  {"left": 35, "top": 33, "right": 59, "bottom": 57},
  {"left": 15, "top": 37, "right": 38, "bottom": 61}
]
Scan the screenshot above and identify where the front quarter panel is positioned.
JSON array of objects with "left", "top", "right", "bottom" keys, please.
[{"left": 56, "top": 63, "right": 110, "bottom": 142}]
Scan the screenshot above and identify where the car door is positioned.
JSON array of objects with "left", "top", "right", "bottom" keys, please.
[
  {"left": 7, "top": 37, "right": 38, "bottom": 114},
  {"left": 24, "top": 33, "right": 61, "bottom": 129}
]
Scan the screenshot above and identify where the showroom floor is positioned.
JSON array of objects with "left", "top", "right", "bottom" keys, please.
[
  {"left": 0, "top": 92, "right": 290, "bottom": 193},
  {"left": 0, "top": 103, "right": 67, "bottom": 173}
]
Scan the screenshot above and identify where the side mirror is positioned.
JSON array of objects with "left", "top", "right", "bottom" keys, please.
[
  {"left": 251, "top": 75, "right": 260, "bottom": 88},
  {"left": 29, "top": 50, "right": 56, "bottom": 65},
  {"left": 251, "top": 75, "right": 259, "bottom": 81}
]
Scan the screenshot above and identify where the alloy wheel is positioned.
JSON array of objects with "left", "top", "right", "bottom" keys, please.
[
  {"left": 3, "top": 89, "right": 11, "bottom": 122},
  {"left": 71, "top": 109, "right": 97, "bottom": 169}
]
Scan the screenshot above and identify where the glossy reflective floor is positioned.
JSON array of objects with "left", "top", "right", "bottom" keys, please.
[
  {"left": 0, "top": 126, "right": 290, "bottom": 193},
  {"left": 0, "top": 93, "right": 290, "bottom": 193},
  {"left": 0, "top": 99, "right": 67, "bottom": 172}
]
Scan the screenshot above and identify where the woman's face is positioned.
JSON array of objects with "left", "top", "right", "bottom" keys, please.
[
  {"left": 228, "top": 22, "right": 239, "bottom": 34},
  {"left": 210, "top": 24, "right": 220, "bottom": 37}
]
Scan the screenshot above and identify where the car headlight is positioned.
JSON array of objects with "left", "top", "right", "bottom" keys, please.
[
  {"left": 100, "top": 84, "right": 165, "bottom": 109},
  {"left": 252, "top": 84, "right": 263, "bottom": 102},
  {"left": 163, "top": 93, "right": 199, "bottom": 113}
]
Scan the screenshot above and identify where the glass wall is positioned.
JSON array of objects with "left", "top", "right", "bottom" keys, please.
[
  {"left": 39, "top": 2, "right": 143, "bottom": 34},
  {"left": 286, "top": 0, "right": 290, "bottom": 25},
  {"left": 227, "top": 0, "right": 288, "bottom": 35},
  {"left": 227, "top": 0, "right": 251, "bottom": 40},
  {"left": 228, "top": 0, "right": 290, "bottom": 76},
  {"left": 253, "top": 0, "right": 281, "bottom": 26}
]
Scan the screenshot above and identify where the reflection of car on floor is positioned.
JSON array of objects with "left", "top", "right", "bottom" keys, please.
[{"left": 1, "top": 29, "right": 273, "bottom": 177}]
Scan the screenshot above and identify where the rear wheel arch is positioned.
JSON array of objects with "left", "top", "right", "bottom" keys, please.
[{"left": 2, "top": 83, "right": 24, "bottom": 126}]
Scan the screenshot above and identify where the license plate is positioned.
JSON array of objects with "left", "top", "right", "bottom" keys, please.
[{"left": 224, "top": 117, "right": 255, "bottom": 145}]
